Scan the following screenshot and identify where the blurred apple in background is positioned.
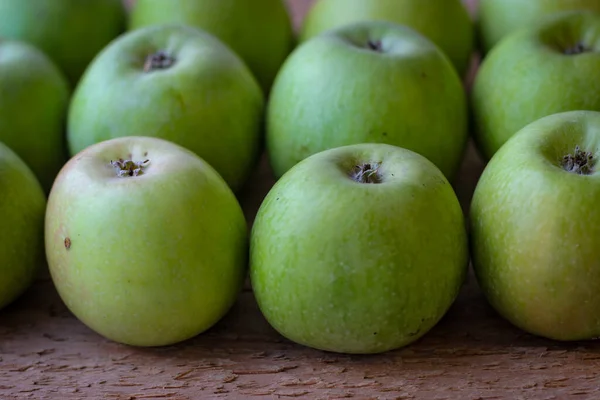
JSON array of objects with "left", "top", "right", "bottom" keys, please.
[
  {"left": 0, "top": 0, "right": 126, "bottom": 87},
  {"left": 0, "top": 142, "right": 46, "bottom": 311},
  {"left": 67, "top": 24, "right": 265, "bottom": 192},
  {"left": 299, "top": 0, "right": 474, "bottom": 77},
  {"left": 45, "top": 136, "right": 249, "bottom": 347},
  {"left": 266, "top": 20, "right": 469, "bottom": 181},
  {"left": 0, "top": 40, "right": 70, "bottom": 193},
  {"left": 128, "top": 0, "right": 295, "bottom": 94},
  {"left": 477, "top": 0, "right": 600, "bottom": 54},
  {"left": 472, "top": 10, "right": 600, "bottom": 161}
]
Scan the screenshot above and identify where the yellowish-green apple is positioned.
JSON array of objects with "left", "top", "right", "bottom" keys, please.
[
  {"left": 300, "top": 0, "right": 474, "bottom": 76},
  {"left": 0, "top": 141, "right": 46, "bottom": 310},
  {"left": 267, "top": 20, "right": 469, "bottom": 181},
  {"left": 67, "top": 24, "right": 265, "bottom": 192},
  {"left": 0, "top": 40, "right": 70, "bottom": 193},
  {"left": 251, "top": 143, "right": 469, "bottom": 354},
  {"left": 477, "top": 0, "right": 600, "bottom": 54},
  {"left": 472, "top": 11, "right": 600, "bottom": 161},
  {"left": 471, "top": 110, "right": 600, "bottom": 341},
  {"left": 128, "top": 0, "right": 295, "bottom": 93},
  {"left": 45, "top": 136, "right": 248, "bottom": 347},
  {"left": 0, "top": 0, "right": 126, "bottom": 86}
]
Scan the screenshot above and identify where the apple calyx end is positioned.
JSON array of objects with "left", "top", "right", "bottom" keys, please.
[
  {"left": 110, "top": 158, "right": 150, "bottom": 178},
  {"left": 350, "top": 162, "right": 383, "bottom": 184},
  {"left": 143, "top": 51, "right": 175, "bottom": 73},
  {"left": 367, "top": 40, "right": 383, "bottom": 52},
  {"left": 563, "top": 41, "right": 590, "bottom": 56},
  {"left": 561, "top": 146, "right": 595, "bottom": 175}
]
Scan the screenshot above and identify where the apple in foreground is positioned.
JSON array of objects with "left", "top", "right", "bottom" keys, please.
[
  {"left": 0, "top": 141, "right": 46, "bottom": 310},
  {"left": 299, "top": 0, "right": 474, "bottom": 76},
  {"left": 267, "top": 21, "right": 469, "bottom": 182},
  {"left": 477, "top": 0, "right": 600, "bottom": 54},
  {"left": 0, "top": 0, "right": 126, "bottom": 86},
  {"left": 0, "top": 40, "right": 71, "bottom": 194},
  {"left": 250, "top": 143, "right": 469, "bottom": 354},
  {"left": 67, "top": 24, "right": 264, "bottom": 192},
  {"left": 471, "top": 110, "right": 600, "bottom": 341},
  {"left": 45, "top": 136, "right": 248, "bottom": 346},
  {"left": 128, "top": 0, "right": 295, "bottom": 93},
  {"left": 472, "top": 10, "right": 600, "bottom": 161}
]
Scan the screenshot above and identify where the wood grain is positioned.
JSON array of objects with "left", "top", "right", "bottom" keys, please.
[{"left": 3, "top": 1, "right": 600, "bottom": 399}]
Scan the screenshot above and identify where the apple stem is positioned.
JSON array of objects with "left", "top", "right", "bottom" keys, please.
[
  {"left": 350, "top": 162, "right": 383, "bottom": 184},
  {"left": 367, "top": 40, "right": 383, "bottom": 52},
  {"left": 561, "top": 146, "right": 595, "bottom": 175},
  {"left": 564, "top": 41, "right": 590, "bottom": 55},
  {"left": 110, "top": 158, "right": 150, "bottom": 177},
  {"left": 143, "top": 51, "right": 175, "bottom": 72}
]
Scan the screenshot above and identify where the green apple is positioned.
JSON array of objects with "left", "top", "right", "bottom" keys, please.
[
  {"left": 0, "top": 141, "right": 46, "bottom": 310},
  {"left": 128, "top": 0, "right": 294, "bottom": 93},
  {"left": 250, "top": 143, "right": 469, "bottom": 354},
  {"left": 472, "top": 10, "right": 600, "bottom": 161},
  {"left": 0, "top": 40, "right": 71, "bottom": 193},
  {"left": 0, "top": 0, "right": 126, "bottom": 87},
  {"left": 471, "top": 110, "right": 600, "bottom": 341},
  {"left": 45, "top": 136, "right": 248, "bottom": 347},
  {"left": 267, "top": 20, "right": 469, "bottom": 181},
  {"left": 299, "top": 0, "right": 474, "bottom": 76},
  {"left": 477, "top": 0, "right": 600, "bottom": 54},
  {"left": 67, "top": 24, "right": 264, "bottom": 192}
]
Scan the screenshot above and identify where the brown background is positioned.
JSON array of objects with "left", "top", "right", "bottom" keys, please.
[{"left": 3, "top": 1, "right": 600, "bottom": 399}]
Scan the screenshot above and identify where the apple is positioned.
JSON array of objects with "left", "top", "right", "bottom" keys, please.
[
  {"left": 266, "top": 20, "right": 469, "bottom": 182},
  {"left": 299, "top": 0, "right": 474, "bottom": 77},
  {"left": 250, "top": 143, "right": 469, "bottom": 354},
  {"left": 45, "top": 136, "right": 248, "bottom": 347},
  {"left": 0, "top": 40, "right": 71, "bottom": 194},
  {"left": 67, "top": 24, "right": 265, "bottom": 192},
  {"left": 471, "top": 10, "right": 600, "bottom": 161},
  {"left": 470, "top": 110, "right": 600, "bottom": 341},
  {"left": 128, "top": 0, "right": 295, "bottom": 93},
  {"left": 477, "top": 0, "right": 600, "bottom": 54},
  {"left": 0, "top": 0, "right": 126, "bottom": 87},
  {"left": 0, "top": 141, "right": 46, "bottom": 310}
]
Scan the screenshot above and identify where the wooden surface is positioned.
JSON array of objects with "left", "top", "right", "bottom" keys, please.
[{"left": 3, "top": 1, "right": 600, "bottom": 399}]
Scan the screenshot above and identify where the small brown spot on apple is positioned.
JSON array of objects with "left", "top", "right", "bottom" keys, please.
[{"left": 64, "top": 237, "right": 71, "bottom": 250}]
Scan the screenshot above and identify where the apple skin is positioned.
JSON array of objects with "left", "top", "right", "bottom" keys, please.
[
  {"left": 0, "top": 40, "right": 71, "bottom": 194},
  {"left": 477, "top": 0, "right": 600, "bottom": 54},
  {"left": 250, "top": 143, "right": 469, "bottom": 354},
  {"left": 472, "top": 10, "right": 600, "bottom": 161},
  {"left": 299, "top": 0, "right": 474, "bottom": 76},
  {"left": 0, "top": 0, "right": 126, "bottom": 87},
  {"left": 67, "top": 24, "right": 264, "bottom": 192},
  {"left": 266, "top": 20, "right": 469, "bottom": 182},
  {"left": 0, "top": 141, "right": 46, "bottom": 310},
  {"left": 45, "top": 136, "right": 248, "bottom": 347},
  {"left": 128, "top": 0, "right": 294, "bottom": 93},
  {"left": 471, "top": 110, "right": 600, "bottom": 341}
]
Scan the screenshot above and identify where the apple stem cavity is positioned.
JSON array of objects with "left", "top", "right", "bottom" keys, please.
[
  {"left": 561, "top": 146, "right": 595, "bottom": 175},
  {"left": 110, "top": 158, "right": 150, "bottom": 178},
  {"left": 367, "top": 40, "right": 383, "bottom": 52},
  {"left": 563, "top": 41, "right": 590, "bottom": 55},
  {"left": 350, "top": 162, "right": 383, "bottom": 184},
  {"left": 143, "top": 50, "right": 175, "bottom": 72}
]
